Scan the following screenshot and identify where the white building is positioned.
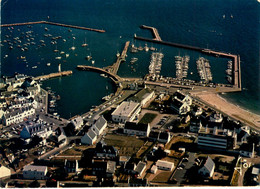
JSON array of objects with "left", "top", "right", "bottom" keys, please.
[
  {"left": 124, "top": 122, "right": 151, "bottom": 137},
  {"left": 3, "top": 106, "right": 35, "bottom": 126},
  {"left": 173, "top": 90, "right": 192, "bottom": 106},
  {"left": 134, "top": 162, "right": 146, "bottom": 177},
  {"left": 171, "top": 97, "right": 190, "bottom": 115},
  {"left": 70, "top": 116, "right": 84, "bottom": 130},
  {"left": 91, "top": 116, "right": 107, "bottom": 136},
  {"left": 20, "top": 123, "right": 52, "bottom": 139},
  {"left": 127, "top": 88, "right": 155, "bottom": 107},
  {"left": 81, "top": 129, "right": 97, "bottom": 145},
  {"left": 155, "top": 160, "right": 174, "bottom": 171},
  {"left": 198, "top": 156, "right": 215, "bottom": 178},
  {"left": 112, "top": 101, "right": 141, "bottom": 123},
  {"left": 23, "top": 165, "right": 47, "bottom": 180},
  {"left": 150, "top": 165, "right": 158, "bottom": 174},
  {"left": 0, "top": 165, "right": 11, "bottom": 179}
]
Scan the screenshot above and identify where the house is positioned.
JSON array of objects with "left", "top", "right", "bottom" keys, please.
[
  {"left": 0, "top": 164, "right": 11, "bottom": 179},
  {"left": 170, "top": 97, "right": 190, "bottom": 115},
  {"left": 81, "top": 129, "right": 97, "bottom": 145},
  {"left": 23, "top": 165, "right": 47, "bottom": 180},
  {"left": 3, "top": 106, "right": 35, "bottom": 126},
  {"left": 111, "top": 101, "right": 141, "bottom": 123},
  {"left": 94, "top": 141, "right": 118, "bottom": 160},
  {"left": 64, "top": 159, "right": 79, "bottom": 173},
  {"left": 237, "top": 126, "right": 250, "bottom": 144},
  {"left": 239, "top": 143, "right": 255, "bottom": 158},
  {"left": 158, "top": 132, "right": 171, "bottom": 144},
  {"left": 20, "top": 123, "right": 52, "bottom": 139},
  {"left": 198, "top": 156, "right": 215, "bottom": 178},
  {"left": 134, "top": 161, "right": 146, "bottom": 177},
  {"left": 92, "top": 116, "right": 107, "bottom": 136},
  {"left": 55, "top": 127, "right": 67, "bottom": 146},
  {"left": 128, "top": 178, "right": 149, "bottom": 187},
  {"left": 150, "top": 165, "right": 158, "bottom": 174},
  {"left": 173, "top": 90, "right": 192, "bottom": 106},
  {"left": 191, "top": 106, "right": 203, "bottom": 117},
  {"left": 207, "top": 112, "right": 223, "bottom": 128},
  {"left": 198, "top": 127, "right": 237, "bottom": 150},
  {"left": 189, "top": 117, "right": 202, "bottom": 133},
  {"left": 70, "top": 116, "right": 84, "bottom": 130},
  {"left": 155, "top": 160, "right": 174, "bottom": 171},
  {"left": 119, "top": 156, "right": 131, "bottom": 166},
  {"left": 124, "top": 122, "right": 151, "bottom": 137},
  {"left": 127, "top": 88, "right": 155, "bottom": 107},
  {"left": 91, "top": 160, "right": 116, "bottom": 178}
]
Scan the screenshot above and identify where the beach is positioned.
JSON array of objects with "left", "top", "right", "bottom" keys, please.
[{"left": 191, "top": 92, "right": 260, "bottom": 131}]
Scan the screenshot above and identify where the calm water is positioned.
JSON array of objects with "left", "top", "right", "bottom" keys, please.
[{"left": 1, "top": 0, "right": 260, "bottom": 118}]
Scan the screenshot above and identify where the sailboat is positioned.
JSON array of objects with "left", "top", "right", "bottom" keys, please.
[
  {"left": 71, "top": 38, "right": 76, "bottom": 50},
  {"left": 54, "top": 45, "right": 59, "bottom": 53},
  {"left": 82, "top": 38, "right": 88, "bottom": 47},
  {"left": 86, "top": 52, "right": 92, "bottom": 60}
]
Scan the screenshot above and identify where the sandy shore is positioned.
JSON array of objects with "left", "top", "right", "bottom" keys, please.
[{"left": 191, "top": 93, "right": 260, "bottom": 131}]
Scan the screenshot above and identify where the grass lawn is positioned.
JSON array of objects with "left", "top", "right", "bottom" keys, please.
[
  {"left": 139, "top": 113, "right": 157, "bottom": 124},
  {"left": 104, "top": 134, "right": 145, "bottom": 156}
]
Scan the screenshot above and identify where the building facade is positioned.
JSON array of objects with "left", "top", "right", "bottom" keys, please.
[{"left": 23, "top": 165, "right": 47, "bottom": 180}]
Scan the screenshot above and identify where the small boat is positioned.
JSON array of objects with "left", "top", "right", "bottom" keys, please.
[
  {"left": 32, "top": 66, "right": 37, "bottom": 69},
  {"left": 92, "top": 60, "right": 95, "bottom": 64},
  {"left": 21, "top": 56, "right": 26, "bottom": 59},
  {"left": 55, "top": 57, "right": 62, "bottom": 60},
  {"left": 116, "top": 51, "right": 120, "bottom": 57},
  {"left": 60, "top": 51, "right": 65, "bottom": 54},
  {"left": 82, "top": 38, "right": 88, "bottom": 47},
  {"left": 86, "top": 54, "right": 92, "bottom": 60},
  {"left": 71, "top": 46, "right": 76, "bottom": 50},
  {"left": 45, "top": 27, "right": 49, "bottom": 31},
  {"left": 65, "top": 54, "right": 69, "bottom": 58},
  {"left": 63, "top": 39, "right": 66, "bottom": 42},
  {"left": 47, "top": 63, "right": 51, "bottom": 66}
]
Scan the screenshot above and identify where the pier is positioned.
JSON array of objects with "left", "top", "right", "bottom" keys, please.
[
  {"left": 77, "top": 65, "right": 122, "bottom": 82},
  {"left": 1, "top": 20, "right": 105, "bottom": 33},
  {"left": 140, "top": 25, "right": 162, "bottom": 41},
  {"left": 34, "top": 71, "right": 73, "bottom": 81},
  {"left": 134, "top": 35, "right": 241, "bottom": 90},
  {"left": 104, "top": 41, "right": 130, "bottom": 75}
]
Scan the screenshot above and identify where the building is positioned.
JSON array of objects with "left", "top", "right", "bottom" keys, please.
[
  {"left": 23, "top": 165, "right": 47, "bottom": 180},
  {"left": 0, "top": 165, "right": 11, "bottom": 179},
  {"left": 20, "top": 123, "right": 52, "bottom": 139},
  {"left": 124, "top": 122, "right": 151, "bottom": 137},
  {"left": 55, "top": 127, "right": 67, "bottom": 146},
  {"left": 81, "top": 129, "right": 97, "bottom": 145},
  {"left": 70, "top": 116, "right": 84, "bottom": 130},
  {"left": 189, "top": 117, "right": 202, "bottom": 133},
  {"left": 198, "top": 156, "right": 215, "bottom": 178},
  {"left": 111, "top": 101, "right": 141, "bottom": 123},
  {"left": 173, "top": 90, "right": 192, "bottom": 106},
  {"left": 3, "top": 106, "right": 35, "bottom": 126},
  {"left": 237, "top": 126, "right": 250, "bottom": 144},
  {"left": 239, "top": 143, "right": 255, "bottom": 158},
  {"left": 134, "top": 161, "right": 146, "bottom": 177},
  {"left": 197, "top": 127, "right": 237, "bottom": 150},
  {"left": 191, "top": 106, "right": 203, "bottom": 117},
  {"left": 158, "top": 132, "right": 171, "bottom": 144},
  {"left": 64, "top": 159, "right": 79, "bottom": 173},
  {"left": 207, "top": 112, "right": 223, "bottom": 128},
  {"left": 91, "top": 160, "right": 116, "bottom": 178},
  {"left": 171, "top": 97, "right": 190, "bottom": 115},
  {"left": 150, "top": 165, "right": 158, "bottom": 174},
  {"left": 94, "top": 142, "right": 118, "bottom": 160},
  {"left": 92, "top": 116, "right": 107, "bottom": 136},
  {"left": 127, "top": 88, "right": 155, "bottom": 107},
  {"left": 155, "top": 160, "right": 174, "bottom": 171},
  {"left": 128, "top": 178, "right": 149, "bottom": 187}
]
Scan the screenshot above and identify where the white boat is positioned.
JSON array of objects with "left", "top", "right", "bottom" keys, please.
[
  {"left": 116, "top": 51, "right": 120, "bottom": 57},
  {"left": 71, "top": 39, "right": 76, "bottom": 50},
  {"left": 82, "top": 38, "right": 88, "bottom": 47},
  {"left": 86, "top": 54, "right": 92, "bottom": 60},
  {"left": 32, "top": 66, "right": 37, "bottom": 69},
  {"left": 65, "top": 54, "right": 69, "bottom": 58},
  {"left": 47, "top": 63, "right": 51, "bottom": 66},
  {"left": 92, "top": 60, "right": 95, "bottom": 64},
  {"left": 55, "top": 57, "right": 62, "bottom": 60},
  {"left": 60, "top": 51, "right": 65, "bottom": 54}
]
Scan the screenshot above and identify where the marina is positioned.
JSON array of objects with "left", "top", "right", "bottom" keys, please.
[
  {"left": 196, "top": 57, "right": 213, "bottom": 83},
  {"left": 175, "top": 55, "right": 190, "bottom": 79},
  {"left": 148, "top": 52, "right": 164, "bottom": 76}
]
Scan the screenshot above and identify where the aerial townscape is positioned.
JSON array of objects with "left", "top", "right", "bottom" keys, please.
[{"left": 0, "top": 0, "right": 260, "bottom": 188}]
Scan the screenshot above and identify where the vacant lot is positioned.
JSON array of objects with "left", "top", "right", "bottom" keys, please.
[
  {"left": 104, "top": 134, "right": 145, "bottom": 156},
  {"left": 139, "top": 113, "right": 157, "bottom": 124}
]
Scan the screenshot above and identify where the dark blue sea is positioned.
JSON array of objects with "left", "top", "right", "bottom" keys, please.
[{"left": 1, "top": 0, "right": 260, "bottom": 118}]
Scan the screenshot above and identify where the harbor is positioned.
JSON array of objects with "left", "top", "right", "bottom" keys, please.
[
  {"left": 148, "top": 52, "right": 164, "bottom": 77},
  {"left": 175, "top": 55, "right": 189, "bottom": 79},
  {"left": 196, "top": 57, "right": 212, "bottom": 83},
  {"left": 34, "top": 71, "right": 73, "bottom": 81}
]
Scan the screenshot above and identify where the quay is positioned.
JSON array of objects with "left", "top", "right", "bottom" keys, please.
[
  {"left": 1, "top": 20, "right": 105, "bottom": 33},
  {"left": 76, "top": 65, "right": 122, "bottom": 82},
  {"left": 134, "top": 35, "right": 241, "bottom": 90},
  {"left": 104, "top": 41, "right": 130, "bottom": 75},
  {"left": 34, "top": 70, "right": 73, "bottom": 81},
  {"left": 140, "top": 25, "right": 162, "bottom": 41}
]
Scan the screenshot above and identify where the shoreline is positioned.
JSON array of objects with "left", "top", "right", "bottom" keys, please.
[{"left": 191, "top": 92, "right": 260, "bottom": 131}]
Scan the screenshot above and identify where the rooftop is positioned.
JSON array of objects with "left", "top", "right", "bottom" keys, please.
[
  {"left": 127, "top": 88, "right": 153, "bottom": 103},
  {"left": 111, "top": 101, "right": 140, "bottom": 117},
  {"left": 23, "top": 165, "right": 47, "bottom": 172}
]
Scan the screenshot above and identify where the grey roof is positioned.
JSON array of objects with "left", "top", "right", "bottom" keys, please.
[
  {"left": 134, "top": 162, "right": 146, "bottom": 174},
  {"left": 23, "top": 165, "right": 47, "bottom": 172},
  {"left": 203, "top": 156, "right": 215, "bottom": 173},
  {"left": 25, "top": 123, "right": 51, "bottom": 135},
  {"left": 94, "top": 116, "right": 107, "bottom": 130},
  {"left": 4, "top": 106, "right": 34, "bottom": 119},
  {"left": 87, "top": 129, "right": 97, "bottom": 139}
]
